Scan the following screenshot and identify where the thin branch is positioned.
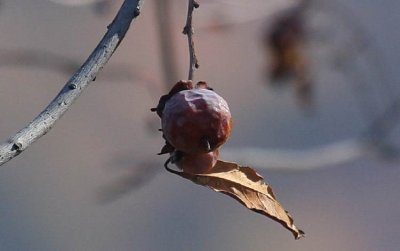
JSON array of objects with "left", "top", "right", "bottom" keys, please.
[
  {"left": 220, "top": 91, "right": 400, "bottom": 172},
  {"left": 221, "top": 138, "right": 375, "bottom": 171},
  {"left": 220, "top": 97, "right": 400, "bottom": 172},
  {"left": 0, "top": 0, "right": 145, "bottom": 166},
  {"left": 183, "top": 0, "right": 199, "bottom": 80},
  {"left": 365, "top": 95, "right": 400, "bottom": 142}
]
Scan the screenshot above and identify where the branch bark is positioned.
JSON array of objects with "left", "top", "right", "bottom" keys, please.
[{"left": 0, "top": 0, "right": 145, "bottom": 166}]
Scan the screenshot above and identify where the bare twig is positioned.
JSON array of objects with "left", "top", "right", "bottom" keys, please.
[
  {"left": 183, "top": 0, "right": 199, "bottom": 80},
  {"left": 0, "top": 0, "right": 145, "bottom": 166}
]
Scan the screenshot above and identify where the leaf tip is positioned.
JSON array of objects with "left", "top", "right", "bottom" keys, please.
[{"left": 293, "top": 228, "right": 305, "bottom": 240}]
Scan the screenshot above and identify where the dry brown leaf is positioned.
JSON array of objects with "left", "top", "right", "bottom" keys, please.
[{"left": 167, "top": 160, "right": 304, "bottom": 239}]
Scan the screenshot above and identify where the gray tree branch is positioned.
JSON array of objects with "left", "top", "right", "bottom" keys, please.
[{"left": 0, "top": 0, "right": 145, "bottom": 166}]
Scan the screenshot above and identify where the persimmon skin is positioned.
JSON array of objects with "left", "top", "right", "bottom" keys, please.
[
  {"left": 162, "top": 88, "right": 232, "bottom": 154},
  {"left": 176, "top": 150, "right": 219, "bottom": 174}
]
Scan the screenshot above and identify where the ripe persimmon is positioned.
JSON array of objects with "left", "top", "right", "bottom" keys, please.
[
  {"left": 152, "top": 80, "right": 232, "bottom": 173},
  {"left": 162, "top": 87, "right": 231, "bottom": 153}
]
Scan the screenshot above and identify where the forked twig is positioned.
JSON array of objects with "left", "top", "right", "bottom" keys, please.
[
  {"left": 183, "top": 0, "right": 199, "bottom": 80},
  {"left": 0, "top": 0, "right": 145, "bottom": 166}
]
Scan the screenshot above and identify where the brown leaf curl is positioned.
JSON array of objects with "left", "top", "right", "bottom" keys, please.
[{"left": 166, "top": 160, "right": 304, "bottom": 239}]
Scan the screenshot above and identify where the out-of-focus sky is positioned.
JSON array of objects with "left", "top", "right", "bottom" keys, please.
[{"left": 0, "top": 0, "right": 399, "bottom": 250}]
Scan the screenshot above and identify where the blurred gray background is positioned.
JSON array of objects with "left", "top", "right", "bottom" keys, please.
[{"left": 0, "top": 0, "right": 399, "bottom": 250}]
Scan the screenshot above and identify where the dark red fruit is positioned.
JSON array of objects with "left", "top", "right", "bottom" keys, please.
[
  {"left": 175, "top": 150, "right": 219, "bottom": 174},
  {"left": 162, "top": 87, "right": 232, "bottom": 153},
  {"left": 152, "top": 80, "right": 232, "bottom": 173}
]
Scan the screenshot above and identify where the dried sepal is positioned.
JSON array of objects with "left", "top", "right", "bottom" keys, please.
[{"left": 151, "top": 80, "right": 194, "bottom": 118}]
